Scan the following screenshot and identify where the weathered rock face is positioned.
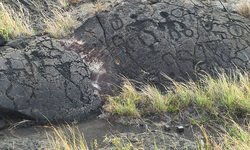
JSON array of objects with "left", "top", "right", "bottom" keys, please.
[
  {"left": 0, "top": 36, "right": 102, "bottom": 122},
  {"left": 61, "top": 0, "right": 250, "bottom": 93}
]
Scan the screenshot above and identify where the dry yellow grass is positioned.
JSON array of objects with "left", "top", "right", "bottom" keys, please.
[
  {"left": 46, "top": 124, "right": 89, "bottom": 150},
  {"left": 195, "top": 119, "right": 250, "bottom": 150},
  {"left": 0, "top": 0, "right": 82, "bottom": 40},
  {"left": 237, "top": 1, "right": 250, "bottom": 18},
  {"left": 43, "top": 7, "right": 79, "bottom": 38},
  {"left": 0, "top": 1, "right": 34, "bottom": 40},
  {"left": 70, "top": 0, "right": 82, "bottom": 4},
  {"left": 57, "top": 0, "right": 69, "bottom": 7}
]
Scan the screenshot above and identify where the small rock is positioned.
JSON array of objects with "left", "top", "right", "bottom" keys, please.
[
  {"left": 200, "top": 139, "right": 205, "bottom": 146},
  {"left": 176, "top": 125, "right": 184, "bottom": 132},
  {"left": 164, "top": 124, "right": 170, "bottom": 131}
]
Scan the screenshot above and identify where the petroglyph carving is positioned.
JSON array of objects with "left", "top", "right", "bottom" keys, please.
[
  {"left": 110, "top": 15, "right": 124, "bottom": 30},
  {"left": 228, "top": 24, "right": 245, "bottom": 37},
  {"left": 158, "top": 11, "right": 194, "bottom": 40},
  {"left": 67, "top": 0, "right": 250, "bottom": 92}
]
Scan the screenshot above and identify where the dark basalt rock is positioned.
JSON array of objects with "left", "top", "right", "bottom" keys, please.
[
  {"left": 0, "top": 36, "right": 102, "bottom": 123},
  {"left": 177, "top": 125, "right": 184, "bottom": 133},
  {"left": 0, "top": 36, "right": 5, "bottom": 47},
  {"left": 164, "top": 124, "right": 171, "bottom": 131},
  {"left": 61, "top": 0, "right": 250, "bottom": 94},
  {"left": 0, "top": 119, "right": 6, "bottom": 130}
]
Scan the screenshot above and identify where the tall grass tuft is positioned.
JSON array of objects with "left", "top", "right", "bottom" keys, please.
[
  {"left": 43, "top": 7, "right": 78, "bottom": 38},
  {"left": 198, "top": 70, "right": 250, "bottom": 116},
  {"left": 0, "top": 1, "right": 34, "bottom": 41},
  {"left": 46, "top": 123, "right": 89, "bottom": 150},
  {"left": 237, "top": 1, "right": 250, "bottom": 19},
  {"left": 103, "top": 79, "right": 142, "bottom": 117},
  {"left": 142, "top": 85, "right": 169, "bottom": 114},
  {"left": 195, "top": 119, "right": 250, "bottom": 150}
]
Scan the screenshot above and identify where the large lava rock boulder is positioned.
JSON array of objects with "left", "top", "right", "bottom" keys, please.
[
  {"left": 61, "top": 0, "right": 250, "bottom": 93},
  {"left": 0, "top": 36, "right": 102, "bottom": 122}
]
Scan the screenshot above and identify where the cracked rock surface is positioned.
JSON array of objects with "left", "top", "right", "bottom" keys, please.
[
  {"left": 0, "top": 36, "right": 102, "bottom": 122},
  {"left": 62, "top": 0, "right": 250, "bottom": 93}
]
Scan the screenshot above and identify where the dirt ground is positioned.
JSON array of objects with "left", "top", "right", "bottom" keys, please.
[{"left": 0, "top": 114, "right": 204, "bottom": 149}]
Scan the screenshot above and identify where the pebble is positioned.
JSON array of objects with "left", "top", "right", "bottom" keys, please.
[
  {"left": 177, "top": 125, "right": 184, "bottom": 132},
  {"left": 164, "top": 124, "right": 171, "bottom": 131}
]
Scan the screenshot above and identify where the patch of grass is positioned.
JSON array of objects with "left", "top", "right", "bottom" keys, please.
[
  {"left": 141, "top": 85, "right": 169, "bottom": 114},
  {"left": 46, "top": 123, "right": 89, "bottom": 150},
  {"left": 196, "top": 119, "right": 250, "bottom": 150},
  {"left": 70, "top": 0, "right": 82, "bottom": 4},
  {"left": 43, "top": 7, "right": 78, "bottom": 38},
  {"left": 199, "top": 70, "right": 250, "bottom": 116},
  {"left": 46, "top": 123, "right": 144, "bottom": 150},
  {"left": 103, "top": 134, "right": 144, "bottom": 150},
  {"left": 0, "top": 1, "right": 34, "bottom": 41},
  {"left": 57, "top": 0, "right": 69, "bottom": 8},
  {"left": 237, "top": 1, "right": 250, "bottom": 19},
  {"left": 103, "top": 79, "right": 142, "bottom": 118},
  {"left": 103, "top": 69, "right": 250, "bottom": 119}
]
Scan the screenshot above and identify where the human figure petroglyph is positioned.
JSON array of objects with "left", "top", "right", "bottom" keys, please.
[
  {"left": 97, "top": 2, "right": 250, "bottom": 87},
  {"left": 200, "top": 15, "right": 214, "bottom": 32},
  {"left": 158, "top": 11, "right": 194, "bottom": 40},
  {"left": 125, "top": 14, "right": 159, "bottom": 53}
]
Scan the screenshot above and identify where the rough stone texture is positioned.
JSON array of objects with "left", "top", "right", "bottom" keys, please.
[
  {"left": 0, "top": 136, "right": 50, "bottom": 150},
  {"left": 61, "top": 0, "right": 250, "bottom": 93},
  {"left": 0, "top": 36, "right": 102, "bottom": 122},
  {"left": 0, "top": 119, "right": 6, "bottom": 130},
  {"left": 0, "top": 36, "right": 5, "bottom": 47}
]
